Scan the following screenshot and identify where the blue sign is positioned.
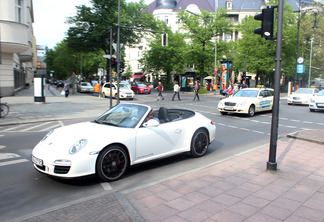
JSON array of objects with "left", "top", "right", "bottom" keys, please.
[{"left": 297, "top": 64, "right": 305, "bottom": 74}]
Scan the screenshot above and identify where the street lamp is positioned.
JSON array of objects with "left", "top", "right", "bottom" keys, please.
[{"left": 308, "top": 10, "right": 318, "bottom": 88}]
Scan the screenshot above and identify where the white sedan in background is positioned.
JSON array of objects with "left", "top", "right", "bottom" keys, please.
[
  {"left": 77, "top": 82, "right": 94, "bottom": 93},
  {"left": 31, "top": 103, "right": 216, "bottom": 182},
  {"left": 309, "top": 90, "right": 324, "bottom": 112},
  {"left": 287, "top": 88, "right": 319, "bottom": 105},
  {"left": 218, "top": 88, "right": 274, "bottom": 117}
]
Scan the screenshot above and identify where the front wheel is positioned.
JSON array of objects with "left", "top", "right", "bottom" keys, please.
[
  {"left": 247, "top": 105, "right": 255, "bottom": 117},
  {"left": 96, "top": 146, "right": 129, "bottom": 182},
  {"left": 0, "top": 104, "right": 9, "bottom": 118},
  {"left": 190, "top": 129, "right": 209, "bottom": 158}
]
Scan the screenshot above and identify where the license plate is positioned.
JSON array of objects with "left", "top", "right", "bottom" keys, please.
[
  {"left": 224, "top": 107, "right": 234, "bottom": 111},
  {"left": 32, "top": 155, "right": 43, "bottom": 166}
]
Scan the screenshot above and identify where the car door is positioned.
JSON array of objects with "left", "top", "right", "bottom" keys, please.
[
  {"left": 134, "top": 121, "right": 186, "bottom": 163},
  {"left": 257, "top": 90, "right": 273, "bottom": 111}
]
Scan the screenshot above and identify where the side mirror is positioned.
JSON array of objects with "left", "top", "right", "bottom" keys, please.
[{"left": 144, "top": 119, "right": 159, "bottom": 127}]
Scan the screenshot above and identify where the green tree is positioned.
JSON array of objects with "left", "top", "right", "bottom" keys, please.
[
  {"left": 177, "top": 8, "right": 233, "bottom": 82},
  {"left": 65, "top": 0, "right": 158, "bottom": 80},
  {"left": 235, "top": 0, "right": 299, "bottom": 86},
  {"left": 140, "top": 25, "right": 187, "bottom": 90}
]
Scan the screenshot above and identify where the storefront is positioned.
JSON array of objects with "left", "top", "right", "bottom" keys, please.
[{"left": 180, "top": 72, "right": 196, "bottom": 92}]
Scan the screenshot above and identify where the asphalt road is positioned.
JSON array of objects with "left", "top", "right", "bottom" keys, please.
[{"left": 0, "top": 92, "right": 323, "bottom": 221}]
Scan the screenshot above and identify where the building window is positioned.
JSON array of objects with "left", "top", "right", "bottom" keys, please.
[
  {"left": 164, "top": 16, "right": 168, "bottom": 24},
  {"left": 16, "top": 0, "right": 22, "bottom": 23}
]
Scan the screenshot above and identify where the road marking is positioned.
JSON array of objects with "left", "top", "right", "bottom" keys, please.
[
  {"left": 240, "top": 128, "right": 251, "bottom": 131},
  {"left": 101, "top": 182, "right": 112, "bottom": 190},
  {"left": 252, "top": 130, "right": 265, "bottom": 134},
  {"left": 290, "top": 119, "right": 300, "bottom": 122},
  {"left": 20, "top": 122, "right": 53, "bottom": 132},
  {"left": 228, "top": 125, "right": 238, "bottom": 129},
  {"left": 0, "top": 159, "right": 28, "bottom": 166},
  {"left": 2, "top": 125, "right": 22, "bottom": 132},
  {"left": 285, "top": 125, "right": 298, "bottom": 129},
  {"left": 41, "top": 123, "right": 62, "bottom": 132},
  {"left": 0, "top": 153, "right": 21, "bottom": 160},
  {"left": 0, "top": 145, "right": 5, "bottom": 150}
]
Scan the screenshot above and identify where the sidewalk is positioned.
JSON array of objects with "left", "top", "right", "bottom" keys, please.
[{"left": 3, "top": 86, "right": 324, "bottom": 222}]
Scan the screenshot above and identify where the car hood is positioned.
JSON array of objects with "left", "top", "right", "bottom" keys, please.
[
  {"left": 313, "top": 96, "right": 324, "bottom": 102},
  {"left": 35, "top": 122, "right": 134, "bottom": 154}
]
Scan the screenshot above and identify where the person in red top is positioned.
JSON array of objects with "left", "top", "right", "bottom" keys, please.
[{"left": 155, "top": 81, "right": 164, "bottom": 101}]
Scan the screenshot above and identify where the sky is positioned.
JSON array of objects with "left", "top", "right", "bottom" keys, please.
[{"left": 33, "top": 0, "right": 153, "bottom": 50}]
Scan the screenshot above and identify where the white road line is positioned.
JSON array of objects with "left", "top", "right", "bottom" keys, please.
[
  {"left": 302, "top": 121, "right": 313, "bottom": 124},
  {"left": 290, "top": 119, "right": 300, "bottom": 122},
  {"left": 0, "top": 159, "right": 28, "bottom": 166},
  {"left": 101, "top": 182, "right": 112, "bottom": 190},
  {"left": 261, "top": 122, "right": 271, "bottom": 124},
  {"left": 20, "top": 122, "right": 53, "bottom": 132},
  {"left": 40, "top": 123, "right": 62, "bottom": 132},
  {"left": 252, "top": 130, "right": 265, "bottom": 134},
  {"left": 316, "top": 123, "right": 324, "bottom": 126},
  {"left": 0, "top": 145, "right": 5, "bottom": 150},
  {"left": 285, "top": 125, "right": 298, "bottom": 129},
  {"left": 240, "top": 128, "right": 251, "bottom": 131},
  {"left": 2, "top": 125, "right": 23, "bottom": 132},
  {"left": 228, "top": 125, "right": 238, "bottom": 129},
  {"left": 0, "top": 153, "right": 21, "bottom": 160}
]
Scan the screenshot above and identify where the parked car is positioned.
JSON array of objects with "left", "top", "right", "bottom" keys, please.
[
  {"left": 131, "top": 82, "right": 151, "bottom": 94},
  {"left": 287, "top": 88, "right": 319, "bottom": 105},
  {"left": 309, "top": 89, "right": 324, "bottom": 112},
  {"left": 77, "top": 82, "right": 94, "bottom": 93},
  {"left": 120, "top": 81, "right": 131, "bottom": 89},
  {"left": 31, "top": 103, "right": 216, "bottom": 181},
  {"left": 218, "top": 88, "right": 274, "bottom": 117},
  {"left": 101, "top": 82, "right": 135, "bottom": 99}
]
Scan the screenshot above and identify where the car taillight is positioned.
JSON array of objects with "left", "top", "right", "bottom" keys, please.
[{"left": 210, "top": 121, "right": 215, "bottom": 125}]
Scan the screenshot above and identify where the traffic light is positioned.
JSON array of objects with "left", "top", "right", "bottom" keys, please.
[
  {"left": 162, "top": 33, "right": 168, "bottom": 46},
  {"left": 243, "top": 71, "right": 246, "bottom": 78},
  {"left": 111, "top": 57, "right": 116, "bottom": 69},
  {"left": 254, "top": 6, "right": 275, "bottom": 40}
]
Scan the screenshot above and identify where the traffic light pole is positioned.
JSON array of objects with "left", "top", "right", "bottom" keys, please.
[{"left": 267, "top": 0, "right": 284, "bottom": 171}]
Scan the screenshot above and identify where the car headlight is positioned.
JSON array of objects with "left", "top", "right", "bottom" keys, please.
[
  {"left": 310, "top": 98, "right": 315, "bottom": 103},
  {"left": 237, "top": 102, "right": 247, "bottom": 107},
  {"left": 41, "top": 130, "right": 54, "bottom": 142},
  {"left": 218, "top": 101, "right": 224, "bottom": 106},
  {"left": 69, "top": 139, "right": 88, "bottom": 154}
]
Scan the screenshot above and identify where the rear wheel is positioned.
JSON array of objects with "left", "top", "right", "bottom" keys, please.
[
  {"left": 190, "top": 129, "right": 209, "bottom": 158},
  {"left": 0, "top": 104, "right": 9, "bottom": 118},
  {"left": 247, "top": 105, "right": 255, "bottom": 117},
  {"left": 96, "top": 146, "right": 129, "bottom": 182}
]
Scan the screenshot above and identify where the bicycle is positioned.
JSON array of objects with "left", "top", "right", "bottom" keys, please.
[{"left": 0, "top": 97, "right": 9, "bottom": 118}]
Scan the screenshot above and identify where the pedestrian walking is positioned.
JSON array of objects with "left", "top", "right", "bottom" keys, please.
[
  {"left": 233, "top": 81, "right": 239, "bottom": 94},
  {"left": 193, "top": 80, "right": 200, "bottom": 101},
  {"left": 172, "top": 81, "right": 181, "bottom": 101},
  {"left": 155, "top": 81, "right": 164, "bottom": 101},
  {"left": 63, "top": 81, "right": 70, "bottom": 98}
]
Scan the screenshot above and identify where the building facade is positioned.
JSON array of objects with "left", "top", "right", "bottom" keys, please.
[{"left": 0, "top": 0, "right": 36, "bottom": 96}]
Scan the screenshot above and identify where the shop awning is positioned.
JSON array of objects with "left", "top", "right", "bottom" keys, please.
[
  {"left": 204, "top": 76, "right": 214, "bottom": 80},
  {"left": 132, "top": 73, "right": 145, "bottom": 78}
]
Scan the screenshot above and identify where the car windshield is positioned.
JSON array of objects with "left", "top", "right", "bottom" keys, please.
[
  {"left": 138, "top": 84, "right": 147, "bottom": 87},
  {"left": 233, "top": 90, "right": 258, "bottom": 98},
  {"left": 95, "top": 104, "right": 148, "bottom": 128},
  {"left": 318, "top": 90, "right": 324, "bottom": 96},
  {"left": 119, "top": 84, "right": 130, "bottom": 89},
  {"left": 295, "top": 88, "right": 314, "bottom": 94},
  {"left": 81, "top": 82, "right": 91, "bottom": 86}
]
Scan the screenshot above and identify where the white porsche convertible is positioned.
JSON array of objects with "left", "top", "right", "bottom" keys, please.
[{"left": 32, "top": 103, "right": 216, "bottom": 182}]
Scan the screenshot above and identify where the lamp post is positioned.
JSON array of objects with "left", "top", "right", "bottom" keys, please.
[{"left": 308, "top": 10, "right": 318, "bottom": 88}]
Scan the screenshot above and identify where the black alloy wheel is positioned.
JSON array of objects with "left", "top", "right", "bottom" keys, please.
[
  {"left": 190, "top": 129, "right": 209, "bottom": 157},
  {"left": 96, "top": 146, "right": 129, "bottom": 182}
]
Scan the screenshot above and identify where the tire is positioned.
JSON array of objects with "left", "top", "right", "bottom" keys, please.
[
  {"left": 96, "top": 146, "right": 129, "bottom": 182},
  {"left": 102, "top": 92, "right": 106, "bottom": 98},
  {"left": 220, "top": 111, "right": 227, "bottom": 115},
  {"left": 0, "top": 104, "right": 9, "bottom": 118},
  {"left": 190, "top": 129, "right": 209, "bottom": 158},
  {"left": 288, "top": 103, "right": 292, "bottom": 105},
  {"left": 247, "top": 105, "right": 255, "bottom": 117},
  {"left": 310, "top": 108, "right": 315, "bottom": 112}
]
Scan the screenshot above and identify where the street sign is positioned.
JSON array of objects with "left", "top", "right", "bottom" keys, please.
[
  {"left": 103, "top": 55, "right": 116, "bottom": 59},
  {"left": 98, "top": 68, "right": 104, "bottom": 76},
  {"left": 297, "top": 64, "right": 305, "bottom": 74}
]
